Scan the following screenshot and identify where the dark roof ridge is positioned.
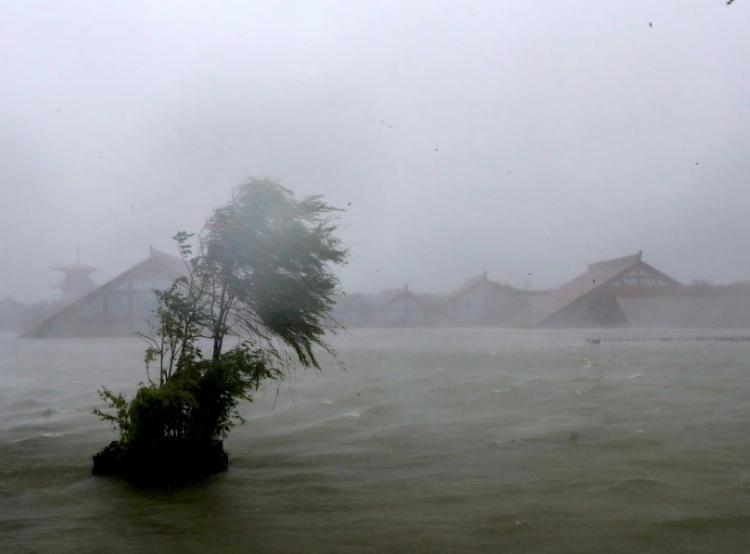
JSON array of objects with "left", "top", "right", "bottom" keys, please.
[{"left": 588, "top": 251, "right": 642, "bottom": 270}]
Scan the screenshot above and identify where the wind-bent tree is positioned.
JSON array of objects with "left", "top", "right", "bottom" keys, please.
[
  {"left": 93, "top": 177, "right": 348, "bottom": 483},
  {"left": 201, "top": 179, "right": 347, "bottom": 365}
]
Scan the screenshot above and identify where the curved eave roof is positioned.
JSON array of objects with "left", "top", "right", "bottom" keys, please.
[
  {"left": 527, "top": 252, "right": 679, "bottom": 327},
  {"left": 20, "top": 249, "right": 186, "bottom": 338}
]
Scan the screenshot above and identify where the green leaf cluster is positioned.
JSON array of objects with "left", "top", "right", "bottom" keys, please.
[
  {"left": 203, "top": 178, "right": 348, "bottom": 368},
  {"left": 96, "top": 346, "right": 280, "bottom": 448}
]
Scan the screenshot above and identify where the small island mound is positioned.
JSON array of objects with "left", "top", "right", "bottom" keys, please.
[
  {"left": 93, "top": 439, "right": 228, "bottom": 484},
  {"left": 92, "top": 178, "right": 348, "bottom": 484}
]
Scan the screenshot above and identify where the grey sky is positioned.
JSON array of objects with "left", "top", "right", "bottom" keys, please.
[{"left": 1, "top": 0, "right": 748, "bottom": 302}]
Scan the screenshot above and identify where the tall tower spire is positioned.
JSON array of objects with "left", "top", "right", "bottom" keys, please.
[{"left": 53, "top": 250, "right": 97, "bottom": 303}]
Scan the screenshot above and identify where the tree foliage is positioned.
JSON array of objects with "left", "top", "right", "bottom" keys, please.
[
  {"left": 93, "top": 178, "right": 348, "bottom": 480},
  {"left": 203, "top": 178, "right": 347, "bottom": 367}
]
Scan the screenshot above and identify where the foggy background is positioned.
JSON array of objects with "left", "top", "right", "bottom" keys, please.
[{"left": 1, "top": 0, "right": 748, "bottom": 303}]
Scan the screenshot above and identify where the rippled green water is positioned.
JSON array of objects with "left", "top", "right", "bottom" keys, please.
[{"left": 2, "top": 328, "right": 750, "bottom": 553}]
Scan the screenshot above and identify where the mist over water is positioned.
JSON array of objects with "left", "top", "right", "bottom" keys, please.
[
  {"left": 3, "top": 2, "right": 750, "bottom": 552},
  {"left": 2, "top": 329, "right": 750, "bottom": 553}
]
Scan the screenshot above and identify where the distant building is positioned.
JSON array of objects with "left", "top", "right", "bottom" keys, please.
[
  {"left": 330, "top": 292, "right": 372, "bottom": 327},
  {"left": 369, "top": 285, "right": 437, "bottom": 326},
  {"left": 617, "top": 283, "right": 750, "bottom": 328},
  {"left": 0, "top": 295, "right": 27, "bottom": 332},
  {"left": 53, "top": 261, "right": 97, "bottom": 303},
  {"left": 0, "top": 297, "right": 56, "bottom": 333},
  {"left": 440, "top": 272, "right": 526, "bottom": 325},
  {"left": 524, "top": 252, "right": 680, "bottom": 327},
  {"left": 21, "top": 248, "right": 185, "bottom": 338}
]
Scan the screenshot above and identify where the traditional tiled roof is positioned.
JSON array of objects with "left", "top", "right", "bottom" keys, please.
[
  {"left": 525, "top": 252, "right": 679, "bottom": 327},
  {"left": 441, "top": 271, "right": 516, "bottom": 306},
  {"left": 372, "top": 284, "right": 435, "bottom": 313},
  {"left": 21, "top": 248, "right": 185, "bottom": 338}
]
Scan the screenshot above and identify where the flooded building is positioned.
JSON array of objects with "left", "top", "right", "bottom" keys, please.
[
  {"left": 21, "top": 248, "right": 185, "bottom": 338},
  {"left": 53, "top": 260, "right": 97, "bottom": 303},
  {"left": 330, "top": 293, "right": 372, "bottom": 327},
  {"left": 369, "top": 285, "right": 438, "bottom": 326},
  {"left": 524, "top": 252, "right": 680, "bottom": 327},
  {"left": 440, "top": 272, "right": 526, "bottom": 325},
  {"left": 616, "top": 283, "right": 750, "bottom": 328},
  {"left": 0, "top": 295, "right": 28, "bottom": 332}
]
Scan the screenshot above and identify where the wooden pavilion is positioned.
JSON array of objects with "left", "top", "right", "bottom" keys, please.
[
  {"left": 368, "top": 284, "right": 437, "bottom": 326},
  {"left": 22, "top": 248, "right": 186, "bottom": 338},
  {"left": 440, "top": 272, "right": 526, "bottom": 325},
  {"left": 524, "top": 252, "right": 680, "bottom": 327}
]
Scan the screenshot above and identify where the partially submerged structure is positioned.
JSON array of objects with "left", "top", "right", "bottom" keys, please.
[
  {"left": 22, "top": 248, "right": 185, "bottom": 338},
  {"left": 0, "top": 295, "right": 29, "bottom": 332},
  {"left": 525, "top": 252, "right": 680, "bottom": 327},
  {"left": 330, "top": 292, "right": 371, "bottom": 327},
  {"left": 53, "top": 261, "right": 97, "bottom": 304},
  {"left": 21, "top": 248, "right": 750, "bottom": 333},
  {"left": 440, "top": 272, "right": 526, "bottom": 325},
  {"left": 368, "top": 285, "right": 438, "bottom": 326},
  {"left": 617, "top": 283, "right": 750, "bottom": 328},
  {"left": 333, "top": 276, "right": 532, "bottom": 327}
]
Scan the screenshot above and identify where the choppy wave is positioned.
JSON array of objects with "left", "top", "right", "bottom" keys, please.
[{"left": 2, "top": 329, "right": 750, "bottom": 553}]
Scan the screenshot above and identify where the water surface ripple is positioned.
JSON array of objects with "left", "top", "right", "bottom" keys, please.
[{"left": 2, "top": 328, "right": 750, "bottom": 553}]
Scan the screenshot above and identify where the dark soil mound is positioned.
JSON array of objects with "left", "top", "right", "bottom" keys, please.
[{"left": 92, "top": 439, "right": 228, "bottom": 485}]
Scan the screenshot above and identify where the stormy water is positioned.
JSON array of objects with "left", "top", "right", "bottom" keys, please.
[{"left": 2, "top": 328, "right": 750, "bottom": 553}]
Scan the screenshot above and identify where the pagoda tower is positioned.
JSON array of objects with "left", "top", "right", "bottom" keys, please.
[{"left": 54, "top": 247, "right": 97, "bottom": 303}]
